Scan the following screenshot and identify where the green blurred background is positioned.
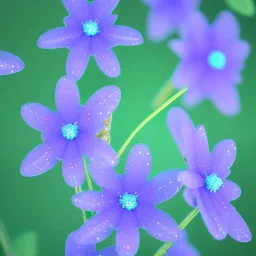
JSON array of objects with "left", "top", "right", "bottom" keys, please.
[{"left": 0, "top": 0, "right": 255, "bottom": 255}]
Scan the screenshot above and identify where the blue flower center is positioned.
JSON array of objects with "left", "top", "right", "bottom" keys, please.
[
  {"left": 205, "top": 174, "right": 223, "bottom": 193},
  {"left": 119, "top": 193, "right": 138, "bottom": 211},
  {"left": 207, "top": 51, "right": 226, "bottom": 70},
  {"left": 83, "top": 20, "right": 100, "bottom": 37},
  {"left": 61, "top": 124, "right": 79, "bottom": 140}
]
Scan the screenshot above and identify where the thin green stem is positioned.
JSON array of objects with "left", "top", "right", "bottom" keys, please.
[
  {"left": 0, "top": 221, "right": 13, "bottom": 256},
  {"left": 118, "top": 87, "right": 188, "bottom": 158},
  {"left": 153, "top": 208, "right": 200, "bottom": 256}
]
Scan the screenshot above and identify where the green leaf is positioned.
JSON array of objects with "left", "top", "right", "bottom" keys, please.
[
  {"left": 226, "top": 0, "right": 255, "bottom": 16},
  {"left": 12, "top": 231, "right": 38, "bottom": 256}
]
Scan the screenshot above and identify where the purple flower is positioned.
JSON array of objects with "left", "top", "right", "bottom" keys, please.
[
  {"left": 166, "top": 231, "right": 200, "bottom": 256},
  {"left": 66, "top": 231, "right": 118, "bottom": 256},
  {"left": 167, "top": 107, "right": 252, "bottom": 242},
  {"left": 169, "top": 11, "right": 250, "bottom": 116},
  {"left": 72, "top": 144, "right": 182, "bottom": 256},
  {"left": 141, "top": 0, "right": 201, "bottom": 42},
  {"left": 0, "top": 51, "right": 24, "bottom": 75},
  {"left": 37, "top": 0, "right": 143, "bottom": 81},
  {"left": 20, "top": 75, "right": 120, "bottom": 187}
]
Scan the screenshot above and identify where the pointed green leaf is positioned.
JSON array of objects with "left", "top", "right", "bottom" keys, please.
[
  {"left": 12, "top": 231, "right": 38, "bottom": 256},
  {"left": 226, "top": 0, "right": 255, "bottom": 16}
]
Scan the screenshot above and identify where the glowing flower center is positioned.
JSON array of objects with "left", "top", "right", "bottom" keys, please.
[
  {"left": 207, "top": 51, "right": 226, "bottom": 70},
  {"left": 83, "top": 20, "right": 100, "bottom": 36},
  {"left": 61, "top": 124, "right": 79, "bottom": 140},
  {"left": 205, "top": 174, "right": 223, "bottom": 193},
  {"left": 119, "top": 193, "right": 138, "bottom": 211}
]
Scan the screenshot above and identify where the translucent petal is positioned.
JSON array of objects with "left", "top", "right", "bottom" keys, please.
[
  {"left": 37, "top": 27, "right": 81, "bottom": 49},
  {"left": 124, "top": 144, "right": 152, "bottom": 193},
  {"left": 0, "top": 51, "right": 24, "bottom": 75},
  {"left": 76, "top": 206, "right": 122, "bottom": 244},
  {"left": 135, "top": 202, "right": 181, "bottom": 242},
  {"left": 66, "top": 38, "right": 90, "bottom": 81},
  {"left": 139, "top": 170, "right": 182, "bottom": 205},
  {"left": 62, "top": 141, "right": 84, "bottom": 187},
  {"left": 55, "top": 76, "right": 80, "bottom": 123},
  {"left": 116, "top": 212, "right": 140, "bottom": 256}
]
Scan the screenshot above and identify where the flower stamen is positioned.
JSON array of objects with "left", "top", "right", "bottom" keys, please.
[
  {"left": 207, "top": 51, "right": 226, "bottom": 70},
  {"left": 205, "top": 173, "right": 223, "bottom": 193},
  {"left": 119, "top": 193, "right": 138, "bottom": 211},
  {"left": 62, "top": 124, "right": 79, "bottom": 140},
  {"left": 83, "top": 20, "right": 100, "bottom": 37}
]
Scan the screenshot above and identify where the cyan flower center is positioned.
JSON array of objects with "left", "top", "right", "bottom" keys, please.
[
  {"left": 205, "top": 174, "right": 223, "bottom": 193},
  {"left": 207, "top": 51, "right": 226, "bottom": 70},
  {"left": 83, "top": 20, "right": 100, "bottom": 36},
  {"left": 119, "top": 193, "right": 138, "bottom": 211},
  {"left": 61, "top": 124, "right": 79, "bottom": 140}
]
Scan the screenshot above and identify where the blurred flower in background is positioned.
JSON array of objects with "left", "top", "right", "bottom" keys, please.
[
  {"left": 141, "top": 0, "right": 201, "bottom": 42},
  {"left": 168, "top": 11, "right": 250, "bottom": 116},
  {"left": 0, "top": 51, "right": 24, "bottom": 75}
]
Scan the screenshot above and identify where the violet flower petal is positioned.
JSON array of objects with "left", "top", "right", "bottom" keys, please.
[
  {"left": 178, "top": 170, "right": 204, "bottom": 189},
  {"left": 211, "top": 139, "right": 236, "bottom": 179},
  {"left": 166, "top": 240, "right": 200, "bottom": 256},
  {"left": 116, "top": 211, "right": 140, "bottom": 256},
  {"left": 194, "top": 125, "right": 211, "bottom": 177},
  {"left": 21, "top": 103, "right": 60, "bottom": 134},
  {"left": 65, "top": 231, "right": 95, "bottom": 256},
  {"left": 92, "top": 0, "right": 120, "bottom": 20},
  {"left": 62, "top": 0, "right": 89, "bottom": 21},
  {"left": 183, "top": 188, "right": 197, "bottom": 208},
  {"left": 212, "top": 11, "right": 239, "bottom": 41},
  {"left": 88, "top": 164, "right": 124, "bottom": 193},
  {"left": 96, "top": 246, "right": 119, "bottom": 256},
  {"left": 219, "top": 180, "right": 241, "bottom": 202},
  {"left": 37, "top": 27, "right": 81, "bottom": 49},
  {"left": 167, "top": 39, "right": 186, "bottom": 58},
  {"left": 62, "top": 141, "right": 84, "bottom": 187},
  {"left": 139, "top": 170, "right": 182, "bottom": 205},
  {"left": 66, "top": 38, "right": 90, "bottom": 81},
  {"left": 94, "top": 47, "right": 120, "bottom": 78},
  {"left": 55, "top": 76, "right": 80, "bottom": 123},
  {"left": 76, "top": 206, "right": 122, "bottom": 244},
  {"left": 72, "top": 191, "right": 116, "bottom": 212},
  {"left": 147, "top": 10, "right": 173, "bottom": 42},
  {"left": 197, "top": 188, "right": 227, "bottom": 240},
  {"left": 20, "top": 138, "right": 66, "bottom": 176},
  {"left": 106, "top": 26, "right": 144, "bottom": 46},
  {"left": 135, "top": 202, "right": 181, "bottom": 242},
  {"left": 79, "top": 85, "right": 121, "bottom": 132},
  {"left": 210, "top": 86, "right": 241, "bottom": 116},
  {"left": 124, "top": 144, "right": 152, "bottom": 193},
  {"left": 227, "top": 207, "right": 252, "bottom": 242},
  {"left": 167, "top": 107, "right": 195, "bottom": 167},
  {"left": 0, "top": 51, "right": 24, "bottom": 75},
  {"left": 78, "top": 133, "right": 118, "bottom": 167}
]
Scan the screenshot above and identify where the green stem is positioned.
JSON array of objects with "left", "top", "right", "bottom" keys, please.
[
  {"left": 0, "top": 221, "right": 13, "bottom": 256},
  {"left": 153, "top": 208, "right": 200, "bottom": 256},
  {"left": 118, "top": 87, "right": 188, "bottom": 158}
]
